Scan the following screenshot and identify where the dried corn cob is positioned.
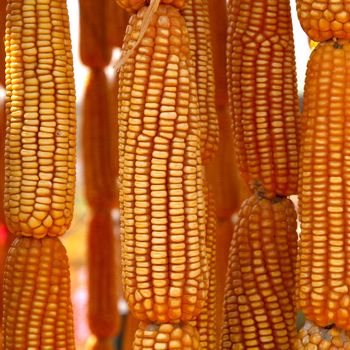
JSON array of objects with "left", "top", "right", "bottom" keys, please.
[
  {"left": 181, "top": 0, "right": 219, "bottom": 164},
  {"left": 133, "top": 322, "right": 200, "bottom": 349},
  {"left": 221, "top": 194, "right": 298, "bottom": 349},
  {"left": 297, "top": 39, "right": 350, "bottom": 330},
  {"left": 115, "top": 0, "right": 186, "bottom": 13},
  {"left": 194, "top": 182, "right": 216, "bottom": 350},
  {"left": 297, "top": 0, "right": 350, "bottom": 42},
  {"left": 118, "top": 4, "right": 208, "bottom": 323},
  {"left": 79, "top": 0, "right": 112, "bottom": 67},
  {"left": 82, "top": 69, "right": 117, "bottom": 209},
  {"left": 295, "top": 320, "right": 350, "bottom": 350},
  {"left": 227, "top": 0, "right": 299, "bottom": 198},
  {"left": 4, "top": 0, "right": 76, "bottom": 239},
  {"left": 2, "top": 237, "right": 75, "bottom": 349},
  {"left": 87, "top": 210, "right": 118, "bottom": 341}
]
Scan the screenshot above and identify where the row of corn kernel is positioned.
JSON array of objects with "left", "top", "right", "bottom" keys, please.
[
  {"left": 116, "top": 0, "right": 212, "bottom": 346},
  {"left": 2, "top": 0, "right": 77, "bottom": 348},
  {"left": 295, "top": 0, "right": 350, "bottom": 344},
  {"left": 221, "top": 0, "right": 300, "bottom": 348},
  {"left": 79, "top": 0, "right": 120, "bottom": 348}
]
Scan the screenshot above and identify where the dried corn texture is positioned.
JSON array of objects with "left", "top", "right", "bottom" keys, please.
[
  {"left": 0, "top": 0, "right": 5, "bottom": 87},
  {"left": 2, "top": 237, "right": 75, "bottom": 349},
  {"left": 4, "top": 0, "right": 76, "bottom": 239},
  {"left": 115, "top": 0, "right": 187, "bottom": 13},
  {"left": 295, "top": 320, "right": 350, "bottom": 350},
  {"left": 79, "top": 0, "right": 112, "bottom": 67},
  {"left": 194, "top": 183, "right": 217, "bottom": 350},
  {"left": 133, "top": 322, "right": 201, "bottom": 350},
  {"left": 118, "top": 4, "right": 208, "bottom": 323},
  {"left": 227, "top": 0, "right": 299, "bottom": 198},
  {"left": 221, "top": 194, "right": 298, "bottom": 349},
  {"left": 87, "top": 210, "right": 119, "bottom": 340},
  {"left": 82, "top": 69, "right": 118, "bottom": 209},
  {"left": 181, "top": 0, "right": 219, "bottom": 164},
  {"left": 297, "top": 0, "right": 350, "bottom": 42},
  {"left": 107, "top": 0, "right": 130, "bottom": 49},
  {"left": 297, "top": 39, "right": 350, "bottom": 330}
]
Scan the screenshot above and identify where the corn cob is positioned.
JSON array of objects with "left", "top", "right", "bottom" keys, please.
[
  {"left": 221, "top": 194, "right": 298, "bottom": 349},
  {"left": 87, "top": 210, "right": 118, "bottom": 341},
  {"left": 79, "top": 0, "right": 112, "bottom": 67},
  {"left": 133, "top": 322, "right": 200, "bottom": 349},
  {"left": 296, "top": 320, "right": 350, "bottom": 350},
  {"left": 194, "top": 182, "right": 216, "bottom": 350},
  {"left": 82, "top": 69, "right": 118, "bottom": 209},
  {"left": 296, "top": 39, "right": 350, "bottom": 330},
  {"left": 227, "top": 0, "right": 299, "bottom": 198},
  {"left": 297, "top": 0, "right": 350, "bottom": 42},
  {"left": 0, "top": 0, "right": 5, "bottom": 88},
  {"left": 2, "top": 237, "right": 75, "bottom": 349},
  {"left": 4, "top": 0, "right": 76, "bottom": 239},
  {"left": 181, "top": 0, "right": 219, "bottom": 164},
  {"left": 118, "top": 4, "right": 208, "bottom": 323},
  {"left": 115, "top": 0, "right": 186, "bottom": 13},
  {"left": 107, "top": 0, "right": 130, "bottom": 49}
]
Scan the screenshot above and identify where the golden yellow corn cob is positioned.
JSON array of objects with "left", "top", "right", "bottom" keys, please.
[
  {"left": 2, "top": 237, "right": 75, "bottom": 349},
  {"left": 115, "top": 0, "right": 186, "bottom": 13},
  {"left": 194, "top": 182, "right": 216, "bottom": 350},
  {"left": 79, "top": 0, "right": 112, "bottom": 67},
  {"left": 133, "top": 322, "right": 200, "bottom": 349},
  {"left": 4, "top": 0, "right": 76, "bottom": 239},
  {"left": 82, "top": 69, "right": 117, "bottom": 209},
  {"left": 227, "top": 0, "right": 299, "bottom": 198},
  {"left": 221, "top": 194, "right": 298, "bottom": 349},
  {"left": 118, "top": 4, "right": 208, "bottom": 323},
  {"left": 295, "top": 320, "right": 350, "bottom": 350},
  {"left": 297, "top": 0, "right": 350, "bottom": 42},
  {"left": 297, "top": 39, "right": 350, "bottom": 330},
  {"left": 181, "top": 0, "right": 219, "bottom": 164}
]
